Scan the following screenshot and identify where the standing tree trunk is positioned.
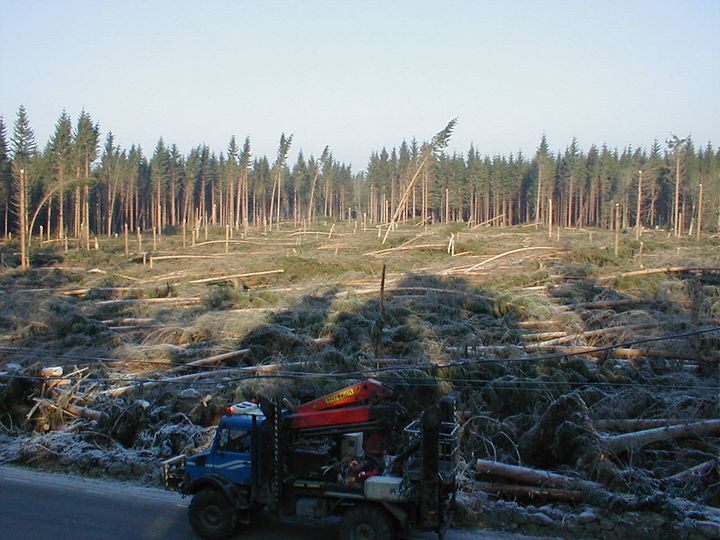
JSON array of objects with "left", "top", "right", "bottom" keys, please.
[{"left": 15, "top": 167, "right": 29, "bottom": 268}]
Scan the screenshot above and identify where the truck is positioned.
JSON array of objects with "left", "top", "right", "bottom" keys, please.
[{"left": 161, "top": 379, "right": 459, "bottom": 540}]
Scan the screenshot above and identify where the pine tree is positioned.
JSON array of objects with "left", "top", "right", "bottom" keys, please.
[
  {"left": 150, "top": 138, "right": 169, "bottom": 233},
  {"left": 11, "top": 105, "right": 37, "bottom": 267},
  {"left": 238, "top": 137, "right": 251, "bottom": 230},
  {"left": 667, "top": 134, "right": 689, "bottom": 236},
  {"left": 73, "top": 110, "right": 99, "bottom": 243},
  {"left": 48, "top": 111, "right": 73, "bottom": 239},
  {"left": 0, "top": 117, "right": 12, "bottom": 238},
  {"left": 269, "top": 133, "right": 292, "bottom": 229}
]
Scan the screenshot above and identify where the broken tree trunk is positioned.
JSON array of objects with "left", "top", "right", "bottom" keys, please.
[
  {"left": 463, "top": 247, "right": 556, "bottom": 273},
  {"left": 603, "top": 419, "right": 720, "bottom": 453},
  {"left": 364, "top": 243, "right": 446, "bottom": 257},
  {"left": 594, "top": 418, "right": 699, "bottom": 431},
  {"left": 188, "top": 269, "right": 284, "bottom": 284},
  {"left": 601, "top": 266, "right": 720, "bottom": 281},
  {"left": 558, "top": 298, "right": 649, "bottom": 310},
  {"left": 474, "top": 459, "right": 604, "bottom": 491},
  {"left": 96, "top": 361, "right": 300, "bottom": 398},
  {"left": 664, "top": 460, "right": 717, "bottom": 482},
  {"left": 163, "top": 348, "right": 252, "bottom": 375}
]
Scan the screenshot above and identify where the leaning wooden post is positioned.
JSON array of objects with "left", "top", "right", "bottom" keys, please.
[
  {"left": 124, "top": 223, "right": 129, "bottom": 257},
  {"left": 697, "top": 183, "right": 703, "bottom": 241}
]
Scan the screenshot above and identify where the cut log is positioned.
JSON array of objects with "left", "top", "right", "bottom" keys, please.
[
  {"left": 474, "top": 458, "right": 604, "bottom": 491},
  {"left": 603, "top": 419, "right": 720, "bottom": 453},
  {"left": 64, "top": 401, "right": 106, "bottom": 421},
  {"left": 40, "top": 367, "right": 63, "bottom": 378},
  {"left": 32, "top": 398, "right": 105, "bottom": 422},
  {"left": 475, "top": 481, "right": 584, "bottom": 502}
]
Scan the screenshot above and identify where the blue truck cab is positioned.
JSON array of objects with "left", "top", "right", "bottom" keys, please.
[{"left": 163, "top": 402, "right": 265, "bottom": 498}]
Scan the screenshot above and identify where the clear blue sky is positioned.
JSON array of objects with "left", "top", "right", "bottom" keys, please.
[{"left": 1, "top": 0, "right": 718, "bottom": 168}]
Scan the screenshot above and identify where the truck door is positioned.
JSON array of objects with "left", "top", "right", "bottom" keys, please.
[{"left": 212, "top": 426, "right": 252, "bottom": 484}]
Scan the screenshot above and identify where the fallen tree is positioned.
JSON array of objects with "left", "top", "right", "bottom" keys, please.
[{"left": 603, "top": 419, "right": 720, "bottom": 453}]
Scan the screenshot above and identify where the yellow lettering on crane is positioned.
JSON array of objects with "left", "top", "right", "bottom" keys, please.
[{"left": 324, "top": 386, "right": 357, "bottom": 405}]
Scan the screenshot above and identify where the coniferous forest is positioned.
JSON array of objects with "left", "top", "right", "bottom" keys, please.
[{"left": 1, "top": 106, "right": 719, "bottom": 267}]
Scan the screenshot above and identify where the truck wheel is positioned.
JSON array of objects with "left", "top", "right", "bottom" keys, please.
[
  {"left": 189, "top": 488, "right": 236, "bottom": 540},
  {"left": 339, "top": 505, "right": 395, "bottom": 540}
]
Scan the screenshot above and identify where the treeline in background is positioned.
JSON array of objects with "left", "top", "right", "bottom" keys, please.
[{"left": 1, "top": 106, "right": 718, "bottom": 266}]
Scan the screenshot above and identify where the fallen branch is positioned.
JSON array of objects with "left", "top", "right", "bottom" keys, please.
[{"left": 603, "top": 419, "right": 720, "bottom": 453}]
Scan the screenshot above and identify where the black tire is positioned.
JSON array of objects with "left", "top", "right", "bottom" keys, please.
[
  {"left": 338, "top": 505, "right": 395, "bottom": 540},
  {"left": 188, "top": 488, "right": 236, "bottom": 540}
]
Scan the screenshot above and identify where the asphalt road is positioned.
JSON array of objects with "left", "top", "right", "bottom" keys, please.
[{"left": 0, "top": 466, "right": 547, "bottom": 540}]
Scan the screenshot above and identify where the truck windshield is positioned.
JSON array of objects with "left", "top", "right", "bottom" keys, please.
[{"left": 217, "top": 428, "right": 250, "bottom": 453}]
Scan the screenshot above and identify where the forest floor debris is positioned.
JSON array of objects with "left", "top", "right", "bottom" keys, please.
[{"left": 1, "top": 224, "right": 719, "bottom": 538}]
